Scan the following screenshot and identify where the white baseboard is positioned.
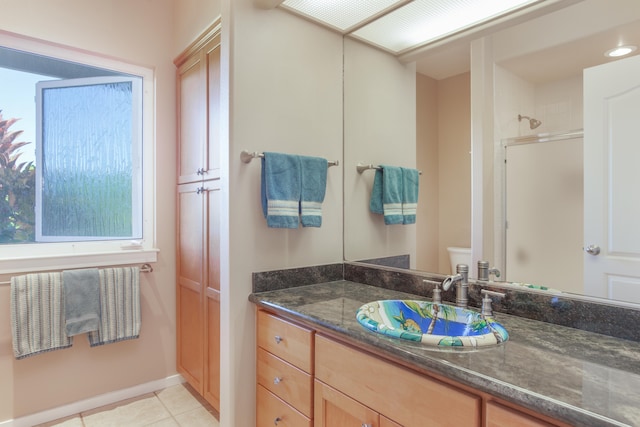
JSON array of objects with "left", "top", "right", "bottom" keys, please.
[{"left": 1, "top": 374, "right": 185, "bottom": 427}]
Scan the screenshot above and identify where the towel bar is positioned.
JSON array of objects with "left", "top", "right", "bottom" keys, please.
[
  {"left": 0, "top": 263, "right": 154, "bottom": 286},
  {"left": 357, "top": 162, "right": 422, "bottom": 175},
  {"left": 240, "top": 150, "right": 339, "bottom": 167}
]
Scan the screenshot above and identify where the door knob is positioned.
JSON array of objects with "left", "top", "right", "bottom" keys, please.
[{"left": 585, "top": 244, "right": 600, "bottom": 255}]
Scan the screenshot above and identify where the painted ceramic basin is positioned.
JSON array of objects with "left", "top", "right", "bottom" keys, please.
[{"left": 356, "top": 300, "right": 508, "bottom": 348}]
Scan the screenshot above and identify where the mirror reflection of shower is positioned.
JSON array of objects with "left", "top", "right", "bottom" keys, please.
[{"left": 518, "top": 114, "right": 542, "bottom": 129}]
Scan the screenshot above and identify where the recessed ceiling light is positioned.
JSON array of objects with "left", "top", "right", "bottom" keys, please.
[{"left": 604, "top": 45, "right": 637, "bottom": 58}]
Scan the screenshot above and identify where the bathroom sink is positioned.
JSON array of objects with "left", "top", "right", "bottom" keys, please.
[{"left": 356, "top": 300, "right": 508, "bottom": 348}]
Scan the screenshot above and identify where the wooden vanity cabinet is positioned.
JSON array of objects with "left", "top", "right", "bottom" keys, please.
[
  {"left": 315, "top": 334, "right": 481, "bottom": 427},
  {"left": 486, "top": 401, "right": 557, "bottom": 427},
  {"left": 256, "top": 310, "right": 570, "bottom": 427},
  {"left": 175, "top": 21, "right": 222, "bottom": 412},
  {"left": 257, "top": 310, "right": 314, "bottom": 426}
]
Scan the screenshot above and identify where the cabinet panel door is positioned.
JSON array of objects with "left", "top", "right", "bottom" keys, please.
[
  {"left": 205, "top": 36, "right": 221, "bottom": 178},
  {"left": 486, "top": 402, "right": 555, "bottom": 427},
  {"left": 204, "top": 288, "right": 220, "bottom": 411},
  {"left": 380, "top": 416, "right": 402, "bottom": 427},
  {"left": 177, "top": 183, "right": 204, "bottom": 393},
  {"left": 314, "top": 380, "right": 379, "bottom": 427},
  {"left": 316, "top": 335, "right": 481, "bottom": 427},
  {"left": 206, "top": 183, "right": 221, "bottom": 292},
  {"left": 177, "top": 51, "right": 206, "bottom": 184}
]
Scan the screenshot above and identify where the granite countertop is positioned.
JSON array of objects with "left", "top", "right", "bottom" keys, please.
[{"left": 250, "top": 280, "right": 640, "bottom": 427}]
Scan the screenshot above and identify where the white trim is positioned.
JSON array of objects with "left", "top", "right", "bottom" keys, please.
[
  {"left": 1, "top": 374, "right": 184, "bottom": 427},
  {"left": 0, "top": 248, "right": 158, "bottom": 275},
  {"left": 0, "top": 29, "right": 157, "bottom": 272}
]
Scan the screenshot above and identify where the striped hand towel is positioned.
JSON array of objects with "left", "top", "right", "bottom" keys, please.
[
  {"left": 88, "top": 267, "right": 141, "bottom": 347},
  {"left": 11, "top": 272, "right": 73, "bottom": 359},
  {"left": 261, "top": 152, "right": 301, "bottom": 228}
]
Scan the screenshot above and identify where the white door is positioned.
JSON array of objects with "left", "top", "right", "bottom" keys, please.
[{"left": 583, "top": 54, "right": 640, "bottom": 303}]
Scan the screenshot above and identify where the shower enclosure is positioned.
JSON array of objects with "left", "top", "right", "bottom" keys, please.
[{"left": 501, "top": 130, "right": 584, "bottom": 292}]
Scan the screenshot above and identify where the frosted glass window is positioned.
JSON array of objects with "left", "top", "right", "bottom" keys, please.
[{"left": 36, "top": 76, "right": 143, "bottom": 241}]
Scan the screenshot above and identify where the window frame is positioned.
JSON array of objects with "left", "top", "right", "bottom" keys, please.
[{"left": 0, "top": 30, "right": 157, "bottom": 274}]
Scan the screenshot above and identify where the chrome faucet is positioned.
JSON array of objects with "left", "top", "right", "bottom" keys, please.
[
  {"left": 442, "top": 264, "right": 469, "bottom": 308},
  {"left": 477, "top": 261, "right": 501, "bottom": 282}
]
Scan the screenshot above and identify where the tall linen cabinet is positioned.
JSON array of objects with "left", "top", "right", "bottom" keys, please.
[{"left": 174, "top": 22, "right": 222, "bottom": 412}]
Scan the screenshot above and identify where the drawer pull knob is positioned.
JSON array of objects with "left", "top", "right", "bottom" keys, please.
[
  {"left": 273, "top": 376, "right": 282, "bottom": 385},
  {"left": 274, "top": 416, "right": 282, "bottom": 425},
  {"left": 274, "top": 335, "right": 283, "bottom": 344},
  {"left": 362, "top": 424, "right": 372, "bottom": 427}
]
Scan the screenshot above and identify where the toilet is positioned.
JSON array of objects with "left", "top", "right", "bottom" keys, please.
[{"left": 447, "top": 247, "right": 471, "bottom": 274}]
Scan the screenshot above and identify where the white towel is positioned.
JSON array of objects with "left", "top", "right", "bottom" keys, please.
[
  {"left": 11, "top": 272, "right": 73, "bottom": 359},
  {"left": 88, "top": 267, "right": 141, "bottom": 347}
]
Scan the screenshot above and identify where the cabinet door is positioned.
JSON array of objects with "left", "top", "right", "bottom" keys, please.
[
  {"left": 177, "top": 182, "right": 205, "bottom": 392},
  {"left": 204, "top": 183, "right": 221, "bottom": 411},
  {"left": 204, "top": 35, "right": 221, "bottom": 179},
  {"left": 177, "top": 50, "right": 206, "bottom": 184},
  {"left": 315, "top": 335, "right": 481, "bottom": 427},
  {"left": 486, "top": 401, "right": 556, "bottom": 427},
  {"left": 380, "top": 416, "right": 402, "bottom": 427},
  {"left": 314, "top": 380, "right": 379, "bottom": 427}
]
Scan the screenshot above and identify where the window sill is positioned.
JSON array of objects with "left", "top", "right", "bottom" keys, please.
[{"left": 0, "top": 248, "right": 159, "bottom": 275}]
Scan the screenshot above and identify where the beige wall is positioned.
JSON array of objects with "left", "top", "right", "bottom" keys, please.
[
  {"left": 343, "top": 38, "right": 417, "bottom": 265},
  {"left": 415, "top": 72, "right": 471, "bottom": 274},
  {"left": 438, "top": 73, "right": 472, "bottom": 274},
  {"left": 172, "top": 0, "right": 222, "bottom": 57},
  {"left": 416, "top": 73, "right": 439, "bottom": 272},
  {"left": 223, "top": 1, "right": 343, "bottom": 426},
  {"left": 0, "top": 0, "right": 178, "bottom": 422}
]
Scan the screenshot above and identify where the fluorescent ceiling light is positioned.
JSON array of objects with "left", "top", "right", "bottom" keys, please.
[
  {"left": 604, "top": 45, "right": 637, "bottom": 58},
  {"left": 280, "top": 0, "right": 408, "bottom": 32},
  {"left": 353, "top": 0, "right": 539, "bottom": 53},
  {"left": 280, "top": 0, "right": 540, "bottom": 54}
]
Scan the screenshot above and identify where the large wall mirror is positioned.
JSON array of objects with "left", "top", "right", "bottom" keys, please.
[{"left": 343, "top": 0, "right": 640, "bottom": 305}]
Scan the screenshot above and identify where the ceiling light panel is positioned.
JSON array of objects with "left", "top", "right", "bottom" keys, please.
[
  {"left": 352, "top": 0, "right": 539, "bottom": 54},
  {"left": 280, "top": 0, "right": 407, "bottom": 32}
]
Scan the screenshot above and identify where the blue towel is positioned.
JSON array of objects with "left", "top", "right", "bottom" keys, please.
[
  {"left": 10, "top": 272, "right": 73, "bottom": 359},
  {"left": 88, "top": 267, "right": 141, "bottom": 347},
  {"left": 369, "top": 165, "right": 403, "bottom": 225},
  {"left": 401, "top": 167, "right": 420, "bottom": 224},
  {"left": 261, "top": 152, "right": 301, "bottom": 228},
  {"left": 63, "top": 268, "right": 101, "bottom": 336},
  {"left": 299, "top": 155, "right": 328, "bottom": 227}
]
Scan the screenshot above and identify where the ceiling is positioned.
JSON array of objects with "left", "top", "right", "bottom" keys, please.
[
  {"left": 277, "top": 0, "right": 564, "bottom": 55},
  {"left": 414, "top": 0, "right": 640, "bottom": 81}
]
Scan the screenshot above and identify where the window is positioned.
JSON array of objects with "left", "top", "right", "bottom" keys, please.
[
  {"left": 0, "top": 31, "right": 156, "bottom": 273},
  {"left": 36, "top": 76, "right": 143, "bottom": 242}
]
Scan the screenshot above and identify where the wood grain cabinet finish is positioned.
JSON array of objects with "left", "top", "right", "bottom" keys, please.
[
  {"left": 257, "top": 310, "right": 314, "bottom": 374},
  {"left": 314, "top": 379, "right": 379, "bottom": 427},
  {"left": 257, "top": 384, "right": 311, "bottom": 427},
  {"left": 256, "top": 311, "right": 569, "bottom": 427},
  {"left": 315, "top": 334, "right": 481, "bottom": 427},
  {"left": 486, "top": 401, "right": 557, "bottom": 427},
  {"left": 257, "top": 310, "right": 314, "bottom": 425},
  {"left": 175, "top": 22, "right": 221, "bottom": 412}
]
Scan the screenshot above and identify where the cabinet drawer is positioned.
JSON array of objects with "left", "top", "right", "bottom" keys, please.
[
  {"left": 257, "top": 310, "right": 313, "bottom": 373},
  {"left": 257, "top": 347, "right": 312, "bottom": 417},
  {"left": 486, "top": 401, "right": 556, "bottom": 427},
  {"left": 257, "top": 384, "right": 311, "bottom": 427},
  {"left": 315, "top": 334, "right": 481, "bottom": 427}
]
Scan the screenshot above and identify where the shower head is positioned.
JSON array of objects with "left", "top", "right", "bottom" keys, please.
[{"left": 518, "top": 114, "right": 542, "bottom": 129}]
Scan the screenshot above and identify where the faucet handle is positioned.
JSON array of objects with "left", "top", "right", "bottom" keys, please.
[
  {"left": 481, "top": 289, "right": 505, "bottom": 317},
  {"left": 423, "top": 279, "right": 442, "bottom": 304},
  {"left": 477, "top": 261, "right": 501, "bottom": 281}
]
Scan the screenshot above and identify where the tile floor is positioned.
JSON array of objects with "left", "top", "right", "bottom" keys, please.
[{"left": 35, "top": 384, "right": 220, "bottom": 427}]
